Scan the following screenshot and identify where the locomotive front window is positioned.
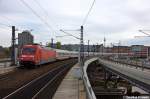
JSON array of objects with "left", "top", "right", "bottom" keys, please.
[{"left": 22, "top": 48, "right": 36, "bottom": 54}]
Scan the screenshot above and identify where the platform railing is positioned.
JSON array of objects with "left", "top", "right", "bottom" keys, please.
[{"left": 82, "top": 57, "right": 98, "bottom": 99}]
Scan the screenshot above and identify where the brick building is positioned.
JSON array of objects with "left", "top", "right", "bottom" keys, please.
[
  {"left": 111, "top": 46, "right": 130, "bottom": 53},
  {"left": 18, "top": 30, "right": 34, "bottom": 54},
  {"left": 130, "top": 45, "right": 150, "bottom": 58}
]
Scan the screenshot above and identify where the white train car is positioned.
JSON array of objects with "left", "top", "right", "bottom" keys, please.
[{"left": 55, "top": 49, "right": 78, "bottom": 59}]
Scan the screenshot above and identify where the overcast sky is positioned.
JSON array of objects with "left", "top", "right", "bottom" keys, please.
[{"left": 1, "top": 0, "right": 150, "bottom": 47}]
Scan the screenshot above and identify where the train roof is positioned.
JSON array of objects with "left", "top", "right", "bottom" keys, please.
[
  {"left": 54, "top": 49, "right": 78, "bottom": 53},
  {"left": 23, "top": 44, "right": 78, "bottom": 53}
]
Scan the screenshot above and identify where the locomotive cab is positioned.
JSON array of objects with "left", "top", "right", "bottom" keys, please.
[
  {"left": 19, "top": 45, "right": 39, "bottom": 66},
  {"left": 19, "top": 44, "right": 56, "bottom": 67}
]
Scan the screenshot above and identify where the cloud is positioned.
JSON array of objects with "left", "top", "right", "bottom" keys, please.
[
  {"left": 1, "top": 0, "right": 150, "bottom": 47},
  {"left": 0, "top": 26, "right": 12, "bottom": 46}
]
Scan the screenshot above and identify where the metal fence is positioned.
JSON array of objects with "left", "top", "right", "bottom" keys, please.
[{"left": 107, "top": 58, "right": 150, "bottom": 71}]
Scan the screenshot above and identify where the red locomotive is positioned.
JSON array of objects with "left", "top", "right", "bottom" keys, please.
[{"left": 19, "top": 44, "right": 56, "bottom": 67}]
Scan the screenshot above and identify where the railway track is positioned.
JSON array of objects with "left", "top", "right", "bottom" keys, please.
[
  {"left": 3, "top": 59, "right": 76, "bottom": 99},
  {"left": 0, "top": 58, "right": 77, "bottom": 98}
]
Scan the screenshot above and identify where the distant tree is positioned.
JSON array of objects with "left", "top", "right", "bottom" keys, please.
[
  {"left": 56, "top": 42, "right": 61, "bottom": 49},
  {"left": 46, "top": 42, "right": 51, "bottom": 47},
  {"left": 4, "top": 48, "right": 10, "bottom": 57}
]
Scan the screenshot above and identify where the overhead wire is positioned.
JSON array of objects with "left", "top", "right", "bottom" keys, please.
[
  {"left": 33, "top": 0, "right": 49, "bottom": 18},
  {"left": 20, "top": 0, "right": 56, "bottom": 33},
  {"left": 0, "top": 26, "right": 11, "bottom": 31},
  {"left": 33, "top": 0, "right": 59, "bottom": 34},
  {"left": 0, "top": 15, "right": 13, "bottom": 27},
  {"left": 33, "top": 0, "right": 62, "bottom": 36},
  {"left": 0, "top": 15, "right": 34, "bottom": 31},
  {"left": 0, "top": 15, "right": 13, "bottom": 25},
  {"left": 0, "top": 22, "right": 12, "bottom": 35},
  {"left": 0, "top": 22, "right": 11, "bottom": 27},
  {"left": 82, "top": 0, "right": 96, "bottom": 26},
  {"left": 60, "top": 29, "right": 80, "bottom": 39}
]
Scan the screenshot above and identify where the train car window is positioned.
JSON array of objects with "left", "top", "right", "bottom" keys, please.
[{"left": 22, "top": 48, "right": 36, "bottom": 54}]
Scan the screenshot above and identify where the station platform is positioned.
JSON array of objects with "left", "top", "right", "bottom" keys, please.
[
  {"left": 0, "top": 62, "right": 17, "bottom": 75},
  {"left": 53, "top": 63, "right": 86, "bottom": 99}
]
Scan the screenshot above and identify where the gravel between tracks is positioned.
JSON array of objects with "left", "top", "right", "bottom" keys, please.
[{"left": 0, "top": 58, "right": 77, "bottom": 98}]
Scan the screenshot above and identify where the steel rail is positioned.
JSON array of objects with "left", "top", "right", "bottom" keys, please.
[
  {"left": 32, "top": 62, "right": 73, "bottom": 99},
  {"left": 3, "top": 60, "right": 76, "bottom": 99}
]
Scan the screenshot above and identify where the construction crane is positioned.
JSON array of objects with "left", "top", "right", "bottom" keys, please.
[{"left": 134, "top": 30, "right": 150, "bottom": 38}]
